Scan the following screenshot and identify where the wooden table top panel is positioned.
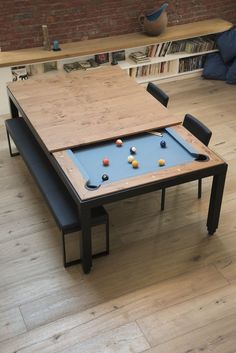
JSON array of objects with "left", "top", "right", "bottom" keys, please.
[
  {"left": 0, "top": 19, "right": 232, "bottom": 68},
  {"left": 53, "top": 125, "right": 225, "bottom": 202},
  {"left": 8, "top": 66, "right": 181, "bottom": 152}
]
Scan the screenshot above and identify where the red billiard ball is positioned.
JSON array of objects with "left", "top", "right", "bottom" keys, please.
[
  {"left": 103, "top": 158, "right": 109, "bottom": 166},
  {"left": 115, "top": 139, "right": 123, "bottom": 147}
]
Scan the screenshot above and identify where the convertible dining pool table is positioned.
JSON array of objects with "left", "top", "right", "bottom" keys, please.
[{"left": 7, "top": 66, "right": 228, "bottom": 274}]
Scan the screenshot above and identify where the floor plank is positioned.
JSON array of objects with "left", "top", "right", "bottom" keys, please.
[
  {"left": 143, "top": 313, "right": 236, "bottom": 353},
  {"left": 0, "top": 307, "right": 26, "bottom": 343},
  {"left": 137, "top": 282, "right": 236, "bottom": 347}
]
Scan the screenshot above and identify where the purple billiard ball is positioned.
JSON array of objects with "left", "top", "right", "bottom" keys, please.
[{"left": 160, "top": 140, "right": 166, "bottom": 148}]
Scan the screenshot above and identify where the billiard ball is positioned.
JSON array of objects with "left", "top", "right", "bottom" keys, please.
[
  {"left": 132, "top": 160, "right": 139, "bottom": 168},
  {"left": 103, "top": 158, "right": 109, "bottom": 166},
  {"left": 102, "top": 174, "right": 109, "bottom": 181},
  {"left": 116, "top": 139, "right": 123, "bottom": 147},
  {"left": 160, "top": 140, "right": 166, "bottom": 148},
  {"left": 130, "top": 146, "right": 136, "bottom": 154},
  {"left": 158, "top": 159, "right": 165, "bottom": 166},
  {"left": 127, "top": 155, "right": 134, "bottom": 163}
]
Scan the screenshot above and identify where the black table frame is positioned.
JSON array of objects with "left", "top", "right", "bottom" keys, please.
[{"left": 8, "top": 91, "right": 228, "bottom": 274}]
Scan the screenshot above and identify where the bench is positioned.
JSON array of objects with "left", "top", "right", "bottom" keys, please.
[{"left": 5, "top": 117, "right": 109, "bottom": 268}]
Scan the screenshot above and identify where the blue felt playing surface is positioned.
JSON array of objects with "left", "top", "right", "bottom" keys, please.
[{"left": 67, "top": 128, "right": 199, "bottom": 187}]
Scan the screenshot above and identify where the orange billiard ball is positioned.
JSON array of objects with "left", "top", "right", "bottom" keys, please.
[
  {"left": 103, "top": 158, "right": 109, "bottom": 166},
  {"left": 132, "top": 160, "right": 139, "bottom": 168}
]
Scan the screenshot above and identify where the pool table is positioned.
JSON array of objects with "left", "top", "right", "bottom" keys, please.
[
  {"left": 66, "top": 127, "right": 208, "bottom": 190},
  {"left": 7, "top": 66, "right": 228, "bottom": 274}
]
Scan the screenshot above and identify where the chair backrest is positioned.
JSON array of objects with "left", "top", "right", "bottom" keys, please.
[
  {"left": 146, "top": 82, "right": 169, "bottom": 107},
  {"left": 183, "top": 113, "right": 212, "bottom": 146}
]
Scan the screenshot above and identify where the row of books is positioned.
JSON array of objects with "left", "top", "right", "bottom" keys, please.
[
  {"left": 179, "top": 55, "right": 206, "bottom": 73},
  {"left": 145, "top": 36, "right": 216, "bottom": 57},
  {"left": 129, "top": 61, "right": 173, "bottom": 78},
  {"left": 146, "top": 42, "right": 172, "bottom": 57},
  {"left": 169, "top": 37, "right": 216, "bottom": 54},
  {"left": 64, "top": 59, "right": 99, "bottom": 72}
]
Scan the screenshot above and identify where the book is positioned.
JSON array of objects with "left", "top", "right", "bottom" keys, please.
[
  {"left": 79, "top": 61, "right": 91, "bottom": 69},
  {"left": 129, "top": 51, "right": 150, "bottom": 64},
  {"left": 63, "top": 62, "right": 84, "bottom": 72}
]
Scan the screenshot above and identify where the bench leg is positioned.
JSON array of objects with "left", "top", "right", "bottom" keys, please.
[
  {"left": 62, "top": 216, "right": 110, "bottom": 268},
  {"left": 62, "top": 231, "right": 68, "bottom": 268},
  {"left": 161, "top": 188, "right": 166, "bottom": 211},
  {"left": 198, "top": 179, "right": 202, "bottom": 199},
  {"left": 6, "top": 129, "right": 20, "bottom": 157},
  {"left": 105, "top": 215, "right": 110, "bottom": 255}
]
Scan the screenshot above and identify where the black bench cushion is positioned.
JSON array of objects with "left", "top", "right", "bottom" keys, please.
[{"left": 5, "top": 118, "right": 107, "bottom": 233}]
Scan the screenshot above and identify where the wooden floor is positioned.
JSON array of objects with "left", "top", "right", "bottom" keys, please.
[{"left": 1, "top": 77, "right": 236, "bottom": 352}]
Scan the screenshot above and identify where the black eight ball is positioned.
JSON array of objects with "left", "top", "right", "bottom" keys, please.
[{"left": 102, "top": 174, "right": 109, "bottom": 181}]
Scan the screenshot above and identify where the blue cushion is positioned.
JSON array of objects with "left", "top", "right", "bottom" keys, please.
[
  {"left": 202, "top": 53, "right": 229, "bottom": 80},
  {"left": 226, "top": 58, "right": 236, "bottom": 84},
  {"left": 217, "top": 28, "right": 236, "bottom": 63}
]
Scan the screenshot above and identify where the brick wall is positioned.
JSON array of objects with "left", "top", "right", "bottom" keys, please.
[{"left": 0, "top": 0, "right": 236, "bottom": 51}]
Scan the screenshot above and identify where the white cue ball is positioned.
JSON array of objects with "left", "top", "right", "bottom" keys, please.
[{"left": 128, "top": 155, "right": 135, "bottom": 163}]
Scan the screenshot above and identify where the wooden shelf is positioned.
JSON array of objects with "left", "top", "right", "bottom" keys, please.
[
  {"left": 135, "top": 69, "right": 203, "bottom": 84},
  {"left": 0, "top": 18, "right": 232, "bottom": 68},
  {"left": 119, "top": 49, "right": 219, "bottom": 69}
]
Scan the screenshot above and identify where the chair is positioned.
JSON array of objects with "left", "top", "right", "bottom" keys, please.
[
  {"left": 146, "top": 82, "right": 169, "bottom": 107},
  {"left": 161, "top": 113, "right": 212, "bottom": 211}
]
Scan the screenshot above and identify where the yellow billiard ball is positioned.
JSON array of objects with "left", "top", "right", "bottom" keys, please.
[
  {"left": 132, "top": 160, "right": 139, "bottom": 168},
  {"left": 158, "top": 159, "right": 165, "bottom": 166}
]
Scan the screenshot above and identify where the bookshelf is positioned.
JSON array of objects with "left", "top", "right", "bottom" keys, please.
[
  {"left": 120, "top": 34, "right": 219, "bottom": 83},
  {"left": 0, "top": 18, "right": 232, "bottom": 115}
]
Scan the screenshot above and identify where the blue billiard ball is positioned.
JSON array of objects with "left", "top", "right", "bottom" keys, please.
[
  {"left": 160, "top": 140, "right": 166, "bottom": 148},
  {"left": 102, "top": 174, "right": 109, "bottom": 181},
  {"left": 130, "top": 146, "right": 137, "bottom": 154}
]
